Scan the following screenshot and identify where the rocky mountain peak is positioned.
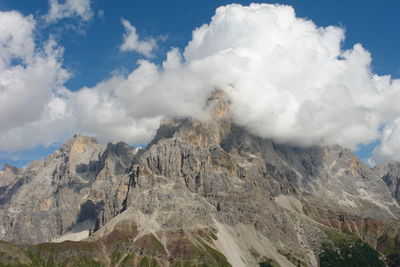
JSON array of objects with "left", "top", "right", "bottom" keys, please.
[
  {"left": 150, "top": 90, "right": 233, "bottom": 149},
  {"left": 1, "top": 163, "right": 18, "bottom": 174},
  {"left": 62, "top": 134, "right": 100, "bottom": 154},
  {"left": 46, "top": 134, "right": 106, "bottom": 176},
  {"left": 377, "top": 162, "right": 400, "bottom": 204},
  {"left": 205, "top": 88, "right": 231, "bottom": 120},
  {"left": 0, "top": 163, "right": 18, "bottom": 187}
]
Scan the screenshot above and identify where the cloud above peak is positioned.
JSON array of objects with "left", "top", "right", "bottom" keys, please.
[
  {"left": 97, "top": 3, "right": 400, "bottom": 161},
  {"left": 180, "top": 4, "right": 382, "bottom": 149},
  {"left": 120, "top": 19, "right": 157, "bottom": 58},
  {"left": 2, "top": 3, "right": 400, "bottom": 165}
]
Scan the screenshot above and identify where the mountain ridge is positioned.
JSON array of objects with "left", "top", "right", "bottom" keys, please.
[{"left": 0, "top": 91, "right": 399, "bottom": 266}]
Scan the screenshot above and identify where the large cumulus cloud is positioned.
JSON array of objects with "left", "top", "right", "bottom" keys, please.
[
  {"left": 0, "top": 11, "right": 73, "bottom": 150},
  {"left": 72, "top": 4, "right": 400, "bottom": 158},
  {"left": 2, "top": 4, "right": 400, "bottom": 164}
]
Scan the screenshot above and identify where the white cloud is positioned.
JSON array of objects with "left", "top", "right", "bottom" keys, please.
[
  {"left": 372, "top": 121, "right": 400, "bottom": 165},
  {"left": 162, "top": 48, "right": 182, "bottom": 70},
  {"left": 0, "top": 11, "right": 73, "bottom": 150},
  {"left": 0, "top": 11, "right": 35, "bottom": 70},
  {"left": 3, "top": 4, "right": 400, "bottom": 165},
  {"left": 44, "top": 0, "right": 93, "bottom": 23},
  {"left": 120, "top": 19, "right": 157, "bottom": 57},
  {"left": 75, "top": 4, "right": 392, "bottom": 149}
]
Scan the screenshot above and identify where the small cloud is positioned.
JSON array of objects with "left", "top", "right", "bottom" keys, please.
[
  {"left": 158, "top": 34, "right": 168, "bottom": 42},
  {"left": 120, "top": 19, "right": 157, "bottom": 58},
  {"left": 98, "top": 9, "right": 105, "bottom": 20},
  {"left": 44, "top": 0, "right": 93, "bottom": 24}
]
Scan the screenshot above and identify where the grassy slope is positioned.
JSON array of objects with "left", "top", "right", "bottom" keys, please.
[{"left": 0, "top": 226, "right": 230, "bottom": 267}]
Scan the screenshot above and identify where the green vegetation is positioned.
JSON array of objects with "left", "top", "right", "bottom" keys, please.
[
  {"left": 167, "top": 233, "right": 231, "bottom": 267},
  {"left": 259, "top": 261, "right": 274, "bottom": 267},
  {"left": 119, "top": 252, "right": 136, "bottom": 267},
  {"left": 249, "top": 247, "right": 261, "bottom": 259},
  {"left": 0, "top": 228, "right": 231, "bottom": 267},
  {"left": 319, "top": 228, "right": 385, "bottom": 267},
  {"left": 201, "top": 242, "right": 231, "bottom": 267},
  {"left": 319, "top": 240, "right": 385, "bottom": 267},
  {"left": 12, "top": 241, "right": 106, "bottom": 267},
  {"left": 24, "top": 250, "right": 57, "bottom": 267},
  {"left": 377, "top": 229, "right": 400, "bottom": 267},
  {"left": 22, "top": 248, "right": 105, "bottom": 267},
  {"left": 134, "top": 233, "right": 167, "bottom": 257},
  {"left": 150, "top": 234, "right": 167, "bottom": 255},
  {"left": 170, "top": 261, "right": 204, "bottom": 267},
  {"left": 249, "top": 247, "right": 280, "bottom": 267},
  {"left": 322, "top": 228, "right": 349, "bottom": 244},
  {"left": 138, "top": 256, "right": 159, "bottom": 267},
  {"left": 277, "top": 249, "right": 306, "bottom": 267},
  {"left": 139, "top": 256, "right": 149, "bottom": 267},
  {"left": 110, "top": 249, "right": 122, "bottom": 265},
  {"left": 73, "top": 257, "right": 104, "bottom": 267},
  {"left": 386, "top": 253, "right": 400, "bottom": 267},
  {"left": 209, "top": 232, "right": 218, "bottom": 241},
  {"left": 259, "top": 258, "right": 280, "bottom": 267},
  {"left": 149, "top": 257, "right": 159, "bottom": 267}
]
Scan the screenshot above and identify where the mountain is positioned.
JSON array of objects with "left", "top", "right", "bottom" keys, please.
[
  {"left": 378, "top": 163, "right": 400, "bottom": 204},
  {"left": 0, "top": 164, "right": 19, "bottom": 188},
  {"left": 0, "top": 91, "right": 399, "bottom": 266}
]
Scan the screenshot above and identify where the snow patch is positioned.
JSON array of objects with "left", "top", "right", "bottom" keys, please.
[{"left": 52, "top": 230, "right": 89, "bottom": 243}]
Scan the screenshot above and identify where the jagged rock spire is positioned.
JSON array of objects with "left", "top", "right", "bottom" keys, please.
[{"left": 205, "top": 88, "right": 231, "bottom": 120}]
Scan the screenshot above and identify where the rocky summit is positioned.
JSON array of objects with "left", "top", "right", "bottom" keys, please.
[{"left": 0, "top": 91, "right": 400, "bottom": 267}]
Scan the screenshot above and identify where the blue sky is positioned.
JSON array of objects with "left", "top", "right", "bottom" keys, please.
[
  {"left": 1, "top": 0, "right": 400, "bottom": 168},
  {"left": 3, "top": 0, "right": 400, "bottom": 91}
]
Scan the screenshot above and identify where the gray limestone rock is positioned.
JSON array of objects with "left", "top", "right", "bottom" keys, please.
[
  {"left": 0, "top": 134, "right": 106, "bottom": 243},
  {"left": 0, "top": 164, "right": 18, "bottom": 188},
  {"left": 377, "top": 162, "right": 400, "bottom": 204}
]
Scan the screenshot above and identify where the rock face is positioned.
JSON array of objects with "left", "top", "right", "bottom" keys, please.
[
  {"left": 0, "top": 164, "right": 19, "bottom": 188},
  {"left": 0, "top": 91, "right": 399, "bottom": 266},
  {"left": 0, "top": 134, "right": 137, "bottom": 244},
  {"left": 377, "top": 163, "right": 400, "bottom": 204}
]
